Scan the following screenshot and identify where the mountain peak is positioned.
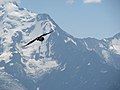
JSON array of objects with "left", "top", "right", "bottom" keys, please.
[
  {"left": 113, "top": 32, "right": 120, "bottom": 39},
  {"left": 37, "top": 13, "right": 51, "bottom": 21},
  {"left": 0, "top": 0, "right": 19, "bottom": 5},
  {"left": 0, "top": 0, "right": 19, "bottom": 13}
]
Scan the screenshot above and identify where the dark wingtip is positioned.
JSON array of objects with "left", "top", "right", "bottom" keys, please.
[
  {"left": 23, "top": 45, "right": 27, "bottom": 47},
  {"left": 22, "top": 44, "right": 27, "bottom": 48}
]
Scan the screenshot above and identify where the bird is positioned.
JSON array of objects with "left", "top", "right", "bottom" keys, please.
[{"left": 24, "top": 30, "right": 53, "bottom": 47}]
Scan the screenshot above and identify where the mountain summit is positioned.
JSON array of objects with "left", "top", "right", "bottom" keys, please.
[{"left": 0, "top": 1, "right": 120, "bottom": 90}]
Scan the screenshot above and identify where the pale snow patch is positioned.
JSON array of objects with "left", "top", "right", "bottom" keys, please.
[
  {"left": 23, "top": 59, "right": 59, "bottom": 79},
  {"left": 0, "top": 0, "right": 20, "bottom": 4},
  {"left": 83, "top": 40, "right": 93, "bottom": 51},
  {"left": 9, "top": 63, "right": 14, "bottom": 66},
  {"left": 99, "top": 43, "right": 104, "bottom": 48},
  {"left": 84, "top": 41, "right": 88, "bottom": 48},
  {"left": 109, "top": 38, "right": 120, "bottom": 55},
  {"left": 42, "top": 20, "right": 56, "bottom": 32},
  {"left": 102, "top": 50, "right": 110, "bottom": 62},
  {"left": 0, "top": 66, "right": 5, "bottom": 70},
  {"left": 30, "top": 21, "right": 43, "bottom": 38},
  {"left": 37, "top": 87, "right": 40, "bottom": 90},
  {"left": 4, "top": 2, "right": 18, "bottom": 12},
  {"left": 0, "top": 52, "right": 12, "bottom": 63},
  {"left": 60, "top": 64, "right": 66, "bottom": 71},
  {"left": 0, "top": 11, "right": 5, "bottom": 16},
  {"left": 103, "top": 39, "right": 107, "bottom": 42},
  {"left": 39, "top": 43, "right": 48, "bottom": 54},
  {"left": 47, "top": 19, "right": 56, "bottom": 31},
  {"left": 19, "top": 44, "right": 37, "bottom": 59},
  {"left": 16, "top": 43, "right": 41, "bottom": 60},
  {"left": 9, "top": 11, "right": 23, "bottom": 17},
  {"left": 64, "top": 37, "right": 77, "bottom": 45},
  {"left": 87, "top": 63, "right": 91, "bottom": 66},
  {"left": 18, "top": 41, "right": 48, "bottom": 60},
  {"left": 44, "top": 22, "right": 51, "bottom": 31}
]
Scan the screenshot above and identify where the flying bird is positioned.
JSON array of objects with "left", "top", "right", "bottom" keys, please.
[{"left": 24, "top": 30, "right": 53, "bottom": 47}]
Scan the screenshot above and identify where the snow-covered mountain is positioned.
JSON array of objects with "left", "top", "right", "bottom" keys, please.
[{"left": 0, "top": 1, "right": 120, "bottom": 90}]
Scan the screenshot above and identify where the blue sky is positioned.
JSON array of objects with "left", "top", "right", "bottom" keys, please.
[{"left": 20, "top": 0, "right": 120, "bottom": 39}]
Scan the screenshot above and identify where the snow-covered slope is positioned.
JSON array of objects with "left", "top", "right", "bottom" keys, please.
[
  {"left": 0, "top": 1, "right": 120, "bottom": 90},
  {"left": 0, "top": 1, "right": 58, "bottom": 80},
  {"left": 82, "top": 33, "right": 120, "bottom": 69}
]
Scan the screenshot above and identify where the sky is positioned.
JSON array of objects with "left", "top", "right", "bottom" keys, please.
[{"left": 19, "top": 0, "right": 120, "bottom": 39}]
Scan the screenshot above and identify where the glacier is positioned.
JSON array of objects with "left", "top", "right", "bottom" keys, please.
[{"left": 0, "top": 0, "right": 59, "bottom": 86}]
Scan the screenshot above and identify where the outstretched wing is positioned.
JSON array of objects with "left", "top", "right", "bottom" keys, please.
[
  {"left": 24, "top": 30, "right": 54, "bottom": 47},
  {"left": 40, "top": 30, "right": 53, "bottom": 37},
  {"left": 24, "top": 38, "right": 37, "bottom": 47}
]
